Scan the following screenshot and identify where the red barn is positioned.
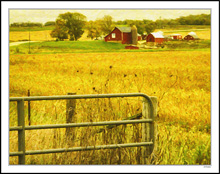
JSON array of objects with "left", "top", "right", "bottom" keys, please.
[
  {"left": 184, "top": 34, "right": 199, "bottom": 40},
  {"left": 164, "top": 34, "right": 182, "bottom": 41},
  {"left": 146, "top": 32, "right": 164, "bottom": 44},
  {"left": 170, "top": 34, "right": 182, "bottom": 40},
  {"left": 137, "top": 33, "right": 142, "bottom": 41},
  {"left": 104, "top": 26, "right": 133, "bottom": 44}
]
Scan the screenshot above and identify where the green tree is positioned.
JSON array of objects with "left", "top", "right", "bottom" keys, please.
[
  {"left": 86, "top": 20, "right": 102, "bottom": 40},
  {"left": 144, "top": 20, "right": 157, "bottom": 35},
  {"left": 122, "top": 20, "right": 145, "bottom": 35},
  {"left": 99, "top": 15, "right": 114, "bottom": 35},
  {"left": 134, "top": 20, "right": 145, "bottom": 35},
  {"left": 58, "top": 12, "right": 87, "bottom": 41},
  {"left": 155, "top": 18, "right": 169, "bottom": 29},
  {"left": 44, "top": 21, "right": 55, "bottom": 26},
  {"left": 167, "top": 19, "right": 180, "bottom": 28},
  {"left": 50, "top": 19, "right": 68, "bottom": 41},
  {"left": 176, "top": 14, "right": 210, "bottom": 25}
]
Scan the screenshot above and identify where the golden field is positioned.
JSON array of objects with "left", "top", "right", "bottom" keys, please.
[
  {"left": 9, "top": 50, "right": 211, "bottom": 164},
  {"left": 9, "top": 30, "right": 90, "bottom": 42},
  {"left": 10, "top": 30, "right": 55, "bottom": 42}
]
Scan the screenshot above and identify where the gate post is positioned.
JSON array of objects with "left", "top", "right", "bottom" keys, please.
[
  {"left": 142, "top": 96, "right": 157, "bottom": 164},
  {"left": 28, "top": 90, "right": 31, "bottom": 125},
  {"left": 17, "top": 99, "right": 25, "bottom": 164},
  {"left": 66, "top": 93, "right": 76, "bottom": 146}
]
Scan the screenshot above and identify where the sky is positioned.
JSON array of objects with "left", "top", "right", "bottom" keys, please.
[{"left": 9, "top": 9, "right": 211, "bottom": 24}]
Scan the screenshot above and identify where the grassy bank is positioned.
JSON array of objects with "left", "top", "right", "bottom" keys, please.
[
  {"left": 164, "top": 40, "right": 211, "bottom": 49},
  {"left": 9, "top": 40, "right": 210, "bottom": 54}
]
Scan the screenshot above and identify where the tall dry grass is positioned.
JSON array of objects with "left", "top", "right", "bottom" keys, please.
[{"left": 9, "top": 50, "right": 211, "bottom": 164}]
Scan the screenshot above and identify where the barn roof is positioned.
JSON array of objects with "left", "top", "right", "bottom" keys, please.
[
  {"left": 116, "top": 26, "right": 131, "bottom": 33},
  {"left": 188, "top": 32, "right": 196, "bottom": 35},
  {"left": 151, "top": 32, "right": 164, "bottom": 38},
  {"left": 187, "top": 32, "right": 199, "bottom": 38},
  {"left": 104, "top": 26, "right": 132, "bottom": 38}
]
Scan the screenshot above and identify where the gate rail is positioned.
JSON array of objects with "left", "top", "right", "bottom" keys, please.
[{"left": 9, "top": 93, "right": 157, "bottom": 164}]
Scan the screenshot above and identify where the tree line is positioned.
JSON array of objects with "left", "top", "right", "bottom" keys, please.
[
  {"left": 176, "top": 14, "right": 210, "bottom": 25},
  {"left": 10, "top": 21, "right": 56, "bottom": 27},
  {"left": 10, "top": 22, "right": 43, "bottom": 27}
]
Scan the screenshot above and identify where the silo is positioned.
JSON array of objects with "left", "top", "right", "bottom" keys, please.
[{"left": 131, "top": 25, "right": 138, "bottom": 45}]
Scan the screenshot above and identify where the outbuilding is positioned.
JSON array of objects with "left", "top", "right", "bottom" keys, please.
[
  {"left": 170, "top": 34, "right": 182, "bottom": 40},
  {"left": 137, "top": 33, "right": 142, "bottom": 41},
  {"left": 184, "top": 32, "right": 199, "bottom": 40},
  {"left": 104, "top": 26, "right": 138, "bottom": 44},
  {"left": 164, "top": 34, "right": 182, "bottom": 41},
  {"left": 146, "top": 32, "right": 164, "bottom": 44}
]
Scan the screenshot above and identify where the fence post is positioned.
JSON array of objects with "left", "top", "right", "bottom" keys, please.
[
  {"left": 141, "top": 96, "right": 157, "bottom": 164},
  {"left": 151, "top": 97, "right": 158, "bottom": 157},
  {"left": 17, "top": 99, "right": 25, "bottom": 164},
  {"left": 66, "top": 93, "right": 76, "bottom": 146},
  {"left": 28, "top": 90, "right": 31, "bottom": 125}
]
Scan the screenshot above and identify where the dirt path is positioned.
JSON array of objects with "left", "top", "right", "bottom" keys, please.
[{"left": 9, "top": 41, "right": 40, "bottom": 47}]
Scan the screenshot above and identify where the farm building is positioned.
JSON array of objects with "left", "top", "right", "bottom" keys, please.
[
  {"left": 146, "top": 32, "right": 164, "bottom": 44},
  {"left": 104, "top": 26, "right": 138, "bottom": 44},
  {"left": 169, "top": 34, "right": 182, "bottom": 40},
  {"left": 137, "top": 33, "right": 142, "bottom": 41},
  {"left": 164, "top": 35, "right": 173, "bottom": 41},
  {"left": 164, "top": 34, "right": 182, "bottom": 41},
  {"left": 184, "top": 32, "right": 199, "bottom": 40}
]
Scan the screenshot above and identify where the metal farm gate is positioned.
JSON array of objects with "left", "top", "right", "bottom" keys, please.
[{"left": 9, "top": 93, "right": 157, "bottom": 164}]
